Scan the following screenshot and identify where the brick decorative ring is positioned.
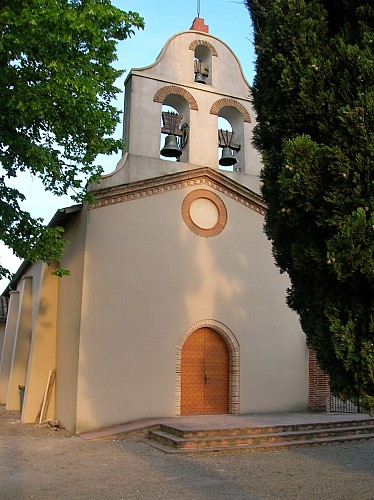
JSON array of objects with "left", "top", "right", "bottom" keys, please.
[{"left": 182, "top": 189, "right": 227, "bottom": 237}]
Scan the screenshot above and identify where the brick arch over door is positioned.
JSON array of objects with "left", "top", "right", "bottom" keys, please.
[
  {"left": 176, "top": 320, "right": 239, "bottom": 415},
  {"left": 153, "top": 86, "right": 199, "bottom": 110},
  {"left": 210, "top": 98, "right": 251, "bottom": 123}
]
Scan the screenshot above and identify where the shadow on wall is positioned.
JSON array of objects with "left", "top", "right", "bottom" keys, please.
[{"left": 72, "top": 186, "right": 303, "bottom": 432}]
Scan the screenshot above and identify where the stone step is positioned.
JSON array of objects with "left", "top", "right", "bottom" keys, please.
[
  {"left": 159, "top": 418, "right": 374, "bottom": 439},
  {"left": 148, "top": 424, "right": 374, "bottom": 449},
  {"left": 142, "top": 432, "right": 374, "bottom": 454},
  {"left": 143, "top": 420, "right": 374, "bottom": 454}
]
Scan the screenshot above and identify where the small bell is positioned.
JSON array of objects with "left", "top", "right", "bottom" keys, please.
[
  {"left": 160, "top": 134, "right": 182, "bottom": 159},
  {"left": 194, "top": 72, "right": 207, "bottom": 84},
  {"left": 219, "top": 147, "right": 237, "bottom": 167}
]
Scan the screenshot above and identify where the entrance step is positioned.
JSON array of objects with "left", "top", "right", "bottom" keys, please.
[{"left": 142, "top": 418, "right": 374, "bottom": 454}]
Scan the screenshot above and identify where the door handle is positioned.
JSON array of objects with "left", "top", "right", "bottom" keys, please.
[{"left": 204, "top": 374, "right": 209, "bottom": 384}]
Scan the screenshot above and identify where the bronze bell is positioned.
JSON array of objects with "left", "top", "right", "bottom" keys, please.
[
  {"left": 219, "top": 147, "right": 237, "bottom": 167},
  {"left": 160, "top": 134, "right": 182, "bottom": 158},
  {"left": 194, "top": 72, "right": 207, "bottom": 84}
]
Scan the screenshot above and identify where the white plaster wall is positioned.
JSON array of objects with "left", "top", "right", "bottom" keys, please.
[
  {"left": 74, "top": 29, "right": 307, "bottom": 433},
  {"left": 2, "top": 261, "right": 45, "bottom": 411},
  {"left": 137, "top": 31, "right": 250, "bottom": 96},
  {"left": 22, "top": 265, "right": 58, "bottom": 423},
  {"left": 0, "top": 259, "right": 59, "bottom": 418},
  {"left": 55, "top": 208, "right": 87, "bottom": 433},
  {"left": 100, "top": 29, "right": 263, "bottom": 190},
  {"left": 0, "top": 292, "right": 19, "bottom": 403},
  {"left": 75, "top": 187, "right": 307, "bottom": 433},
  {"left": 6, "top": 276, "right": 33, "bottom": 410}
]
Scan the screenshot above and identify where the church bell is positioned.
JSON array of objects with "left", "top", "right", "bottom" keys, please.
[
  {"left": 160, "top": 134, "right": 182, "bottom": 159},
  {"left": 219, "top": 147, "right": 237, "bottom": 167},
  {"left": 194, "top": 72, "right": 207, "bottom": 84}
]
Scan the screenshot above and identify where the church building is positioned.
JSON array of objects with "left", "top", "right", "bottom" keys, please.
[{"left": 0, "top": 18, "right": 314, "bottom": 434}]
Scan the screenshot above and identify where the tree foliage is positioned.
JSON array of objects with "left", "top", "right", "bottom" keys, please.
[
  {"left": 245, "top": 0, "right": 374, "bottom": 411},
  {"left": 0, "top": 0, "right": 144, "bottom": 278}
]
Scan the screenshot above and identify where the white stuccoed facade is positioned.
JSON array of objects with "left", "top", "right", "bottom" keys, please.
[{"left": 0, "top": 19, "right": 309, "bottom": 434}]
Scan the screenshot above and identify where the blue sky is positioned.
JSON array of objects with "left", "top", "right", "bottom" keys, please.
[{"left": 0, "top": 0, "right": 256, "bottom": 290}]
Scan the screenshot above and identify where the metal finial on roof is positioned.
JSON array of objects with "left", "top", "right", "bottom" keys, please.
[{"left": 197, "top": 0, "right": 200, "bottom": 17}]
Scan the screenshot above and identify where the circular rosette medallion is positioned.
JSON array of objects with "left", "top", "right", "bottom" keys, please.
[{"left": 182, "top": 189, "right": 227, "bottom": 237}]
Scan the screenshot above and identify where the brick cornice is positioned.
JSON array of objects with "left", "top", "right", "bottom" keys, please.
[{"left": 91, "top": 167, "right": 266, "bottom": 216}]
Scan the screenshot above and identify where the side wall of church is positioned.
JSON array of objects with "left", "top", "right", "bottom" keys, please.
[
  {"left": 0, "top": 261, "right": 58, "bottom": 423},
  {"left": 55, "top": 207, "right": 88, "bottom": 433}
]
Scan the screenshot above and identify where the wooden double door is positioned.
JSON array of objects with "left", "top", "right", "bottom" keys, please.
[{"left": 181, "top": 328, "right": 229, "bottom": 415}]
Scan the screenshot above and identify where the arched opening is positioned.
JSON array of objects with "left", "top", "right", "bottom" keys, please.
[
  {"left": 176, "top": 320, "right": 240, "bottom": 416},
  {"left": 194, "top": 45, "right": 212, "bottom": 85},
  {"left": 218, "top": 107, "right": 244, "bottom": 172},
  {"left": 218, "top": 117, "right": 235, "bottom": 172},
  {"left": 181, "top": 328, "right": 229, "bottom": 415},
  {"left": 159, "top": 95, "right": 190, "bottom": 163},
  {"left": 160, "top": 104, "right": 180, "bottom": 162}
]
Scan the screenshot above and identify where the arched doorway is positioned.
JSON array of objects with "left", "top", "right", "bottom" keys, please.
[{"left": 181, "top": 328, "right": 229, "bottom": 415}]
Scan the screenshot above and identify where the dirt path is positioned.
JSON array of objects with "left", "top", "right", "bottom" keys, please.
[{"left": 0, "top": 406, "right": 373, "bottom": 499}]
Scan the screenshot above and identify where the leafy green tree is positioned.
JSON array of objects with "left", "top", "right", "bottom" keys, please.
[
  {"left": 0, "top": 0, "right": 144, "bottom": 278},
  {"left": 245, "top": 0, "right": 373, "bottom": 411}
]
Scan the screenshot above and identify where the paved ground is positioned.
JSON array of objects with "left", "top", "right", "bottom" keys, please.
[{"left": 1, "top": 407, "right": 373, "bottom": 499}]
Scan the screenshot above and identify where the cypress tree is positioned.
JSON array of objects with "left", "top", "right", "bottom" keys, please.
[{"left": 245, "top": 0, "right": 374, "bottom": 411}]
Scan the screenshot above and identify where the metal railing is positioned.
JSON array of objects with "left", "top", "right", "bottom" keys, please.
[{"left": 330, "top": 394, "right": 361, "bottom": 413}]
